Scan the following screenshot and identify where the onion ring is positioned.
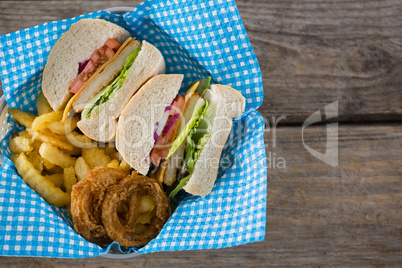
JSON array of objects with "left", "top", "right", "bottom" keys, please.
[
  {"left": 71, "top": 167, "right": 128, "bottom": 245},
  {"left": 101, "top": 173, "right": 171, "bottom": 247}
]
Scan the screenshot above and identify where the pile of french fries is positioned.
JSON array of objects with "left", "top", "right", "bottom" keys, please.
[{"left": 8, "top": 92, "right": 131, "bottom": 207}]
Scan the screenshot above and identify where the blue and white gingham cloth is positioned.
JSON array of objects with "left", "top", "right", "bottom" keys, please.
[{"left": 0, "top": 0, "right": 266, "bottom": 258}]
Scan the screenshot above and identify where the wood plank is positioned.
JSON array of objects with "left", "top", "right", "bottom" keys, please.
[
  {"left": 0, "top": 123, "right": 400, "bottom": 266},
  {"left": 236, "top": 0, "right": 402, "bottom": 123},
  {"left": 0, "top": 1, "right": 401, "bottom": 122},
  {"left": 0, "top": 0, "right": 400, "bottom": 266}
]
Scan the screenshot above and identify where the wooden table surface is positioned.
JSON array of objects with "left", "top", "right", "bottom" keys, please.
[{"left": 1, "top": 0, "right": 401, "bottom": 267}]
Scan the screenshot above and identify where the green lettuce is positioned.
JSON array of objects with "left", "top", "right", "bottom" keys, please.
[
  {"left": 166, "top": 79, "right": 216, "bottom": 199},
  {"left": 202, "top": 76, "right": 212, "bottom": 92},
  {"left": 165, "top": 97, "right": 206, "bottom": 159},
  {"left": 82, "top": 44, "right": 142, "bottom": 119},
  {"left": 180, "top": 101, "right": 209, "bottom": 172},
  {"left": 168, "top": 175, "right": 190, "bottom": 199},
  {"left": 168, "top": 91, "right": 219, "bottom": 199},
  {"left": 188, "top": 76, "right": 211, "bottom": 96}
]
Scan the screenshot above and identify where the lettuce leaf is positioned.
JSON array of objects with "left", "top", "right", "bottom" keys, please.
[
  {"left": 168, "top": 175, "right": 190, "bottom": 199},
  {"left": 169, "top": 98, "right": 216, "bottom": 199},
  {"left": 82, "top": 44, "right": 142, "bottom": 119},
  {"left": 165, "top": 97, "right": 206, "bottom": 159},
  {"left": 202, "top": 76, "right": 212, "bottom": 92},
  {"left": 188, "top": 76, "right": 211, "bottom": 96}
]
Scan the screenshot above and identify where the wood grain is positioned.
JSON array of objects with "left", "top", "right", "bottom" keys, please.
[
  {"left": 238, "top": 0, "right": 402, "bottom": 123},
  {"left": 0, "top": 0, "right": 401, "bottom": 266},
  {"left": 0, "top": 124, "right": 401, "bottom": 267},
  {"left": 0, "top": 0, "right": 401, "bottom": 123}
]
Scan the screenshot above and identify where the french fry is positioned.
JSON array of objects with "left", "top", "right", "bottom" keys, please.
[
  {"left": 62, "top": 144, "right": 81, "bottom": 156},
  {"left": 66, "top": 131, "right": 94, "bottom": 148},
  {"left": 139, "top": 195, "right": 156, "bottom": 213},
  {"left": 47, "top": 121, "right": 65, "bottom": 135},
  {"left": 119, "top": 160, "right": 132, "bottom": 173},
  {"left": 27, "top": 150, "right": 44, "bottom": 172},
  {"left": 74, "top": 157, "right": 90, "bottom": 181},
  {"left": 133, "top": 224, "right": 148, "bottom": 235},
  {"left": 28, "top": 128, "right": 74, "bottom": 151},
  {"left": 106, "top": 159, "right": 120, "bottom": 169},
  {"left": 82, "top": 147, "right": 111, "bottom": 170},
  {"left": 32, "top": 139, "right": 42, "bottom": 150},
  {"left": 156, "top": 159, "right": 168, "bottom": 185},
  {"left": 136, "top": 209, "right": 157, "bottom": 225},
  {"left": 48, "top": 116, "right": 79, "bottom": 135},
  {"left": 68, "top": 147, "right": 82, "bottom": 156},
  {"left": 111, "top": 151, "right": 123, "bottom": 161},
  {"left": 9, "top": 136, "right": 33, "bottom": 154},
  {"left": 65, "top": 116, "right": 79, "bottom": 132},
  {"left": 63, "top": 167, "right": 77, "bottom": 194},
  {"left": 45, "top": 165, "right": 64, "bottom": 174},
  {"left": 39, "top": 143, "right": 76, "bottom": 169},
  {"left": 9, "top": 109, "right": 36, "bottom": 128},
  {"left": 43, "top": 159, "right": 56, "bottom": 170},
  {"left": 103, "top": 143, "right": 118, "bottom": 156},
  {"left": 36, "top": 91, "right": 53, "bottom": 115},
  {"left": 12, "top": 153, "right": 70, "bottom": 207},
  {"left": 44, "top": 173, "right": 64, "bottom": 188},
  {"left": 18, "top": 130, "right": 31, "bottom": 139},
  {"left": 31, "top": 111, "right": 63, "bottom": 131},
  {"left": 136, "top": 213, "right": 153, "bottom": 224}
]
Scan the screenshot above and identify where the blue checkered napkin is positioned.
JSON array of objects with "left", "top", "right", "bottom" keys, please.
[
  {"left": 0, "top": 11, "right": 130, "bottom": 258},
  {"left": 0, "top": 0, "right": 266, "bottom": 258},
  {"left": 140, "top": 111, "right": 266, "bottom": 253},
  {"left": 124, "top": 0, "right": 263, "bottom": 111}
]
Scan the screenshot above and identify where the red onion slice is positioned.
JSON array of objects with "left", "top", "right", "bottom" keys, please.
[
  {"left": 162, "top": 113, "right": 180, "bottom": 136},
  {"left": 153, "top": 106, "right": 172, "bottom": 141},
  {"left": 78, "top": 60, "right": 89, "bottom": 74},
  {"left": 154, "top": 130, "right": 159, "bottom": 141}
]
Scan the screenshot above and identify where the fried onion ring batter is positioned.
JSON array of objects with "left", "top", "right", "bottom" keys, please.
[
  {"left": 71, "top": 167, "right": 128, "bottom": 245},
  {"left": 101, "top": 173, "right": 171, "bottom": 247}
]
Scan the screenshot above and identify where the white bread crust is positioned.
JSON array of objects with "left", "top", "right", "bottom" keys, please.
[
  {"left": 73, "top": 40, "right": 141, "bottom": 112},
  {"left": 77, "top": 41, "right": 166, "bottom": 142},
  {"left": 183, "top": 84, "right": 245, "bottom": 196},
  {"left": 116, "top": 74, "right": 184, "bottom": 175},
  {"left": 42, "top": 19, "right": 130, "bottom": 111}
]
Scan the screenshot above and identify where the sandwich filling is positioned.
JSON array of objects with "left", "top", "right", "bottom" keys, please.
[
  {"left": 81, "top": 44, "right": 142, "bottom": 119},
  {"left": 148, "top": 77, "right": 216, "bottom": 199},
  {"left": 149, "top": 95, "right": 185, "bottom": 166},
  {"left": 69, "top": 38, "right": 122, "bottom": 94}
]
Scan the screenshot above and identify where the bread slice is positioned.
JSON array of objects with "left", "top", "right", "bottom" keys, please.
[
  {"left": 116, "top": 74, "right": 184, "bottom": 175},
  {"left": 73, "top": 40, "right": 140, "bottom": 112},
  {"left": 77, "top": 41, "right": 166, "bottom": 142},
  {"left": 42, "top": 19, "right": 130, "bottom": 111},
  {"left": 182, "top": 84, "right": 246, "bottom": 196}
]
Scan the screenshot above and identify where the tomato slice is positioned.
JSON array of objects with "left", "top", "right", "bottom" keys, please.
[
  {"left": 105, "top": 46, "right": 115, "bottom": 59},
  {"left": 150, "top": 118, "right": 180, "bottom": 166},
  {"left": 69, "top": 38, "right": 121, "bottom": 94},
  {"left": 82, "top": 60, "right": 95, "bottom": 74},
  {"left": 150, "top": 94, "right": 186, "bottom": 166},
  {"left": 70, "top": 78, "right": 85, "bottom": 94},
  {"left": 89, "top": 50, "right": 100, "bottom": 64},
  {"left": 105, "top": 38, "right": 121, "bottom": 50}
]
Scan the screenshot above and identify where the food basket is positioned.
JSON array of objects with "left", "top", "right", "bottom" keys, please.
[{"left": 0, "top": 0, "right": 266, "bottom": 259}]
